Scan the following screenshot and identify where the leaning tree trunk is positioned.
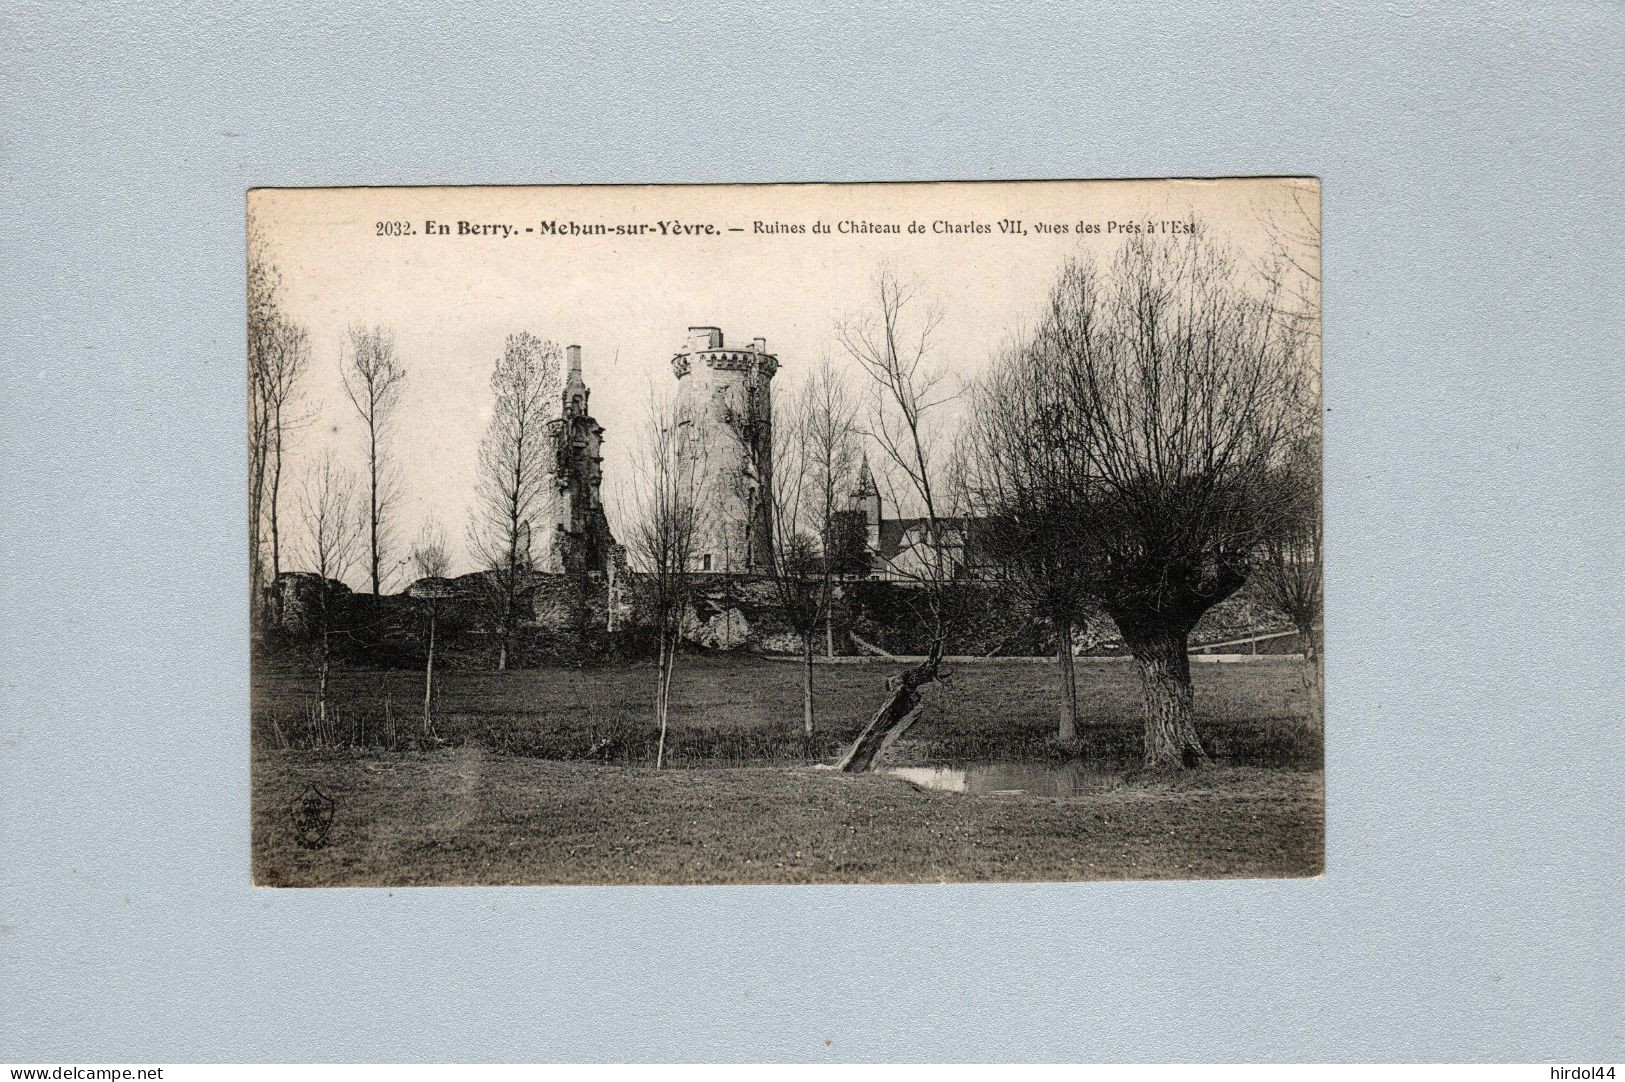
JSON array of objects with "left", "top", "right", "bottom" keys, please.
[
  {"left": 1056, "top": 620, "right": 1078, "bottom": 742},
  {"left": 1128, "top": 628, "right": 1208, "bottom": 771},
  {"left": 835, "top": 653, "right": 943, "bottom": 773}
]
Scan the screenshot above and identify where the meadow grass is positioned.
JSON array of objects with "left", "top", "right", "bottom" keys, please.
[
  {"left": 252, "top": 653, "right": 1320, "bottom": 769},
  {"left": 251, "top": 654, "right": 1323, "bottom": 885},
  {"left": 252, "top": 748, "right": 1323, "bottom": 886}
]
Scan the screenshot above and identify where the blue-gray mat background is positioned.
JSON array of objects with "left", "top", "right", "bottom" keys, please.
[{"left": 3, "top": 0, "right": 1621, "bottom": 1063}]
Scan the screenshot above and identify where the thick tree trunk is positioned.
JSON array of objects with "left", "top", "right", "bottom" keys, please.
[
  {"left": 1056, "top": 620, "right": 1077, "bottom": 742},
  {"left": 1129, "top": 629, "right": 1208, "bottom": 770},
  {"left": 835, "top": 656, "right": 942, "bottom": 773}
]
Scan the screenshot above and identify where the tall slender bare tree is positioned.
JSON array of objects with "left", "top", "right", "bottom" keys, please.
[
  {"left": 762, "top": 357, "right": 858, "bottom": 740},
  {"left": 408, "top": 517, "right": 452, "bottom": 735},
  {"left": 1254, "top": 182, "right": 1324, "bottom": 721},
  {"left": 832, "top": 266, "right": 965, "bottom": 772},
  {"left": 469, "top": 332, "right": 560, "bottom": 670},
  {"left": 626, "top": 391, "right": 709, "bottom": 769},
  {"left": 962, "top": 339, "right": 1097, "bottom": 741},
  {"left": 296, "top": 453, "right": 362, "bottom": 726},
  {"left": 247, "top": 239, "right": 309, "bottom": 623},
  {"left": 1252, "top": 430, "right": 1322, "bottom": 719},
  {"left": 342, "top": 324, "right": 407, "bottom": 597}
]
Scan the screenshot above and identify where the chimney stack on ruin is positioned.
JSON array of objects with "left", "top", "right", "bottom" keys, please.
[{"left": 687, "top": 326, "right": 724, "bottom": 352}]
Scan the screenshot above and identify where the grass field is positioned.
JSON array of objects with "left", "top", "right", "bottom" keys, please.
[
  {"left": 253, "top": 750, "right": 1322, "bottom": 886},
  {"left": 253, "top": 653, "right": 1320, "bottom": 768},
  {"left": 251, "top": 654, "right": 1322, "bottom": 886}
]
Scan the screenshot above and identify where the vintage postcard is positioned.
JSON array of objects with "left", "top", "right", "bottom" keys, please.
[{"left": 248, "top": 179, "right": 1322, "bottom": 886}]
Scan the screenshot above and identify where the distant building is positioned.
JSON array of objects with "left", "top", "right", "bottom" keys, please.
[
  {"left": 830, "top": 457, "right": 989, "bottom": 581},
  {"left": 671, "top": 326, "right": 779, "bottom": 573}
]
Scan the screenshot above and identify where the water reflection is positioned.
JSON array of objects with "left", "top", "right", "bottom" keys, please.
[{"left": 884, "top": 761, "right": 1122, "bottom": 798}]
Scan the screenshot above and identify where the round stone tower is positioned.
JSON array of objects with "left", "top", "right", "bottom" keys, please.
[{"left": 671, "top": 326, "right": 779, "bottom": 573}]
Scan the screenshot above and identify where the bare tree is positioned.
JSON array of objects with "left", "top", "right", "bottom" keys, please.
[
  {"left": 762, "top": 357, "right": 858, "bottom": 740},
  {"left": 832, "top": 266, "right": 965, "bottom": 772},
  {"left": 1251, "top": 430, "right": 1322, "bottom": 719},
  {"left": 1255, "top": 181, "right": 1322, "bottom": 335},
  {"left": 1033, "top": 235, "right": 1314, "bottom": 770},
  {"left": 962, "top": 339, "right": 1097, "bottom": 741},
  {"left": 1252, "top": 186, "right": 1323, "bottom": 720},
  {"left": 296, "top": 454, "right": 362, "bottom": 725},
  {"left": 247, "top": 246, "right": 275, "bottom": 618},
  {"left": 247, "top": 240, "right": 309, "bottom": 622},
  {"left": 408, "top": 517, "right": 452, "bottom": 735},
  {"left": 342, "top": 325, "right": 407, "bottom": 597},
  {"left": 468, "top": 332, "right": 560, "bottom": 670},
  {"left": 626, "top": 391, "right": 708, "bottom": 769}
]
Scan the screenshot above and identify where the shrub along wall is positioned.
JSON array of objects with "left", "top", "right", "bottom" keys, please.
[{"left": 258, "top": 567, "right": 1303, "bottom": 672}]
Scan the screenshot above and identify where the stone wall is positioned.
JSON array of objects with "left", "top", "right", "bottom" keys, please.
[{"left": 260, "top": 567, "right": 1302, "bottom": 669}]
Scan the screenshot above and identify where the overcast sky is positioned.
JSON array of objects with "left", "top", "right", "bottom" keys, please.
[{"left": 252, "top": 178, "right": 1317, "bottom": 585}]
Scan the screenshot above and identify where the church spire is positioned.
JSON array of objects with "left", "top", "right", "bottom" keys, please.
[
  {"left": 854, "top": 455, "right": 877, "bottom": 497},
  {"left": 851, "top": 454, "right": 881, "bottom": 533}
]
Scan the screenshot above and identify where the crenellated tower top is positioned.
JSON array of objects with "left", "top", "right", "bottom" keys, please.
[{"left": 671, "top": 326, "right": 780, "bottom": 380}]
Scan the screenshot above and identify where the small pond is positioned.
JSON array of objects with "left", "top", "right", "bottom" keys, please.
[{"left": 884, "top": 760, "right": 1124, "bottom": 798}]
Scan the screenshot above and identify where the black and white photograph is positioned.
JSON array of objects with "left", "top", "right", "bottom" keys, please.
[
  {"left": 248, "top": 179, "right": 1324, "bottom": 886},
  {"left": 8, "top": 0, "right": 1623, "bottom": 1067}
]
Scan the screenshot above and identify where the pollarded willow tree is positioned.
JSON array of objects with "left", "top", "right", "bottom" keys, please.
[
  {"left": 468, "top": 332, "right": 561, "bottom": 671},
  {"left": 1029, "top": 234, "right": 1315, "bottom": 770}
]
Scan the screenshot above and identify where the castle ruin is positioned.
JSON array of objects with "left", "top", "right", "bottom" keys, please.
[
  {"left": 671, "top": 327, "right": 779, "bottom": 573},
  {"left": 535, "top": 344, "right": 616, "bottom": 576}
]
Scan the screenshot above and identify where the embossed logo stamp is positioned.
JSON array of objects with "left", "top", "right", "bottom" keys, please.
[{"left": 290, "top": 783, "right": 335, "bottom": 849}]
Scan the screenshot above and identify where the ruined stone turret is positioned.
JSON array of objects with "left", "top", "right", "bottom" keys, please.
[
  {"left": 537, "top": 344, "right": 614, "bottom": 575},
  {"left": 671, "top": 327, "right": 779, "bottom": 573}
]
